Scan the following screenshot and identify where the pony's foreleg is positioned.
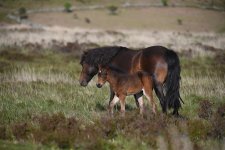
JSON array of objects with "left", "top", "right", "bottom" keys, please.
[
  {"left": 134, "top": 91, "right": 143, "bottom": 108},
  {"left": 109, "top": 95, "right": 119, "bottom": 116},
  {"left": 118, "top": 95, "right": 126, "bottom": 117}
]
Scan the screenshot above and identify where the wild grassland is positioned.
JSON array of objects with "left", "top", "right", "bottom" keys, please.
[
  {"left": 1, "top": 0, "right": 225, "bottom": 148},
  {"left": 0, "top": 45, "right": 224, "bottom": 149}
]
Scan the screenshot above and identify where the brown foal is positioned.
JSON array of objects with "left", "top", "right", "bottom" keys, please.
[{"left": 96, "top": 65, "right": 157, "bottom": 116}]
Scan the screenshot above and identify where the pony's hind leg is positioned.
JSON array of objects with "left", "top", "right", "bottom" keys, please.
[
  {"left": 109, "top": 95, "right": 119, "bottom": 116},
  {"left": 143, "top": 88, "right": 157, "bottom": 114},
  {"left": 154, "top": 81, "right": 167, "bottom": 114},
  {"left": 141, "top": 76, "right": 157, "bottom": 114}
]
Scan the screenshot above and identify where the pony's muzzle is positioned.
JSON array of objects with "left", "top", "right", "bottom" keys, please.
[
  {"left": 80, "top": 80, "right": 88, "bottom": 87},
  {"left": 96, "top": 83, "right": 102, "bottom": 88}
]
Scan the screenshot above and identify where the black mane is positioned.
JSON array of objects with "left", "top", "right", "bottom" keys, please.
[{"left": 80, "top": 46, "right": 128, "bottom": 66}]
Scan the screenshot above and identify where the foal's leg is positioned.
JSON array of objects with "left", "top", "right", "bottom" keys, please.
[
  {"left": 109, "top": 96, "right": 119, "bottom": 116},
  {"left": 118, "top": 95, "right": 126, "bottom": 117}
]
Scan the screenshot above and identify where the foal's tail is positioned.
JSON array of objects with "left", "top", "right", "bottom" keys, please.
[{"left": 164, "top": 50, "right": 183, "bottom": 116}]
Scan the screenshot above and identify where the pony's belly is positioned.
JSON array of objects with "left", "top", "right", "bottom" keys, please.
[{"left": 126, "top": 90, "right": 142, "bottom": 96}]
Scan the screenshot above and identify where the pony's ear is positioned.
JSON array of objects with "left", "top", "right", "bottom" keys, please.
[{"left": 98, "top": 64, "right": 102, "bottom": 69}]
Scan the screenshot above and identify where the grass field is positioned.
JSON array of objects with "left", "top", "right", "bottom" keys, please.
[{"left": 0, "top": 0, "right": 225, "bottom": 149}]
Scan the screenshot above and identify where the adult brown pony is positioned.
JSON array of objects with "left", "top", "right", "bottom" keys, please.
[
  {"left": 79, "top": 46, "right": 183, "bottom": 116},
  {"left": 97, "top": 65, "right": 156, "bottom": 116}
]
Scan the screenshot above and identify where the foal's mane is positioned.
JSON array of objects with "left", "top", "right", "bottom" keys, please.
[
  {"left": 107, "top": 65, "right": 151, "bottom": 77},
  {"left": 107, "top": 65, "right": 126, "bottom": 74},
  {"left": 80, "top": 46, "right": 128, "bottom": 66}
]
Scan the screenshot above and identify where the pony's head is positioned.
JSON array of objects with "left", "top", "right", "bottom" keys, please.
[
  {"left": 96, "top": 65, "right": 108, "bottom": 88},
  {"left": 79, "top": 63, "right": 98, "bottom": 86}
]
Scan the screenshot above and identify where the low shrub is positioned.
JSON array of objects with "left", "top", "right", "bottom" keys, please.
[
  {"left": 64, "top": 2, "right": 72, "bottom": 13},
  {"left": 18, "top": 7, "right": 28, "bottom": 19},
  {"left": 107, "top": 5, "right": 118, "bottom": 15},
  {"left": 187, "top": 120, "right": 210, "bottom": 142},
  {"left": 210, "top": 104, "right": 225, "bottom": 139},
  {"left": 161, "top": 0, "right": 168, "bottom": 6},
  {"left": 198, "top": 100, "right": 213, "bottom": 120}
]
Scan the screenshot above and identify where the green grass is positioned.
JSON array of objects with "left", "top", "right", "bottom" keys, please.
[
  {"left": 0, "top": 46, "right": 224, "bottom": 149},
  {"left": 0, "top": 140, "right": 53, "bottom": 150}
]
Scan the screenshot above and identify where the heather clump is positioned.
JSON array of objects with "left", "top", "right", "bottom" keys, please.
[
  {"left": 210, "top": 104, "right": 225, "bottom": 139},
  {"left": 198, "top": 100, "right": 213, "bottom": 120}
]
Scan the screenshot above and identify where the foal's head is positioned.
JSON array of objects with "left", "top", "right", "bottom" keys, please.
[{"left": 96, "top": 65, "right": 108, "bottom": 88}]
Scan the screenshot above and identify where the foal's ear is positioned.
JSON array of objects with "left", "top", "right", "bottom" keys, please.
[{"left": 105, "top": 65, "right": 110, "bottom": 71}]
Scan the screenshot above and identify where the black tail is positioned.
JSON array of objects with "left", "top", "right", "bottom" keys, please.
[{"left": 164, "top": 50, "right": 183, "bottom": 116}]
